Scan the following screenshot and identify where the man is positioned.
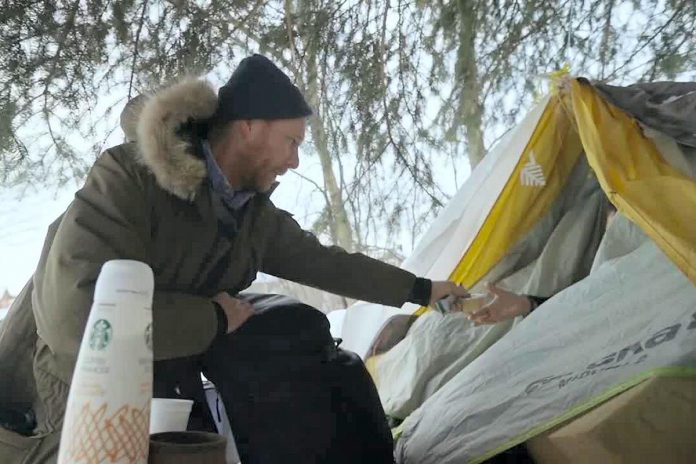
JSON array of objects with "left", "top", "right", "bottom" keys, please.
[{"left": 0, "top": 54, "right": 467, "bottom": 462}]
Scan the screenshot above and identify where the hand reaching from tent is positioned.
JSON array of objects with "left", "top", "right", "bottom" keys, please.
[
  {"left": 469, "top": 283, "right": 532, "bottom": 325},
  {"left": 429, "top": 281, "right": 470, "bottom": 306}
]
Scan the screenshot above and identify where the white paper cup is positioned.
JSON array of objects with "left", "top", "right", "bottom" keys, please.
[
  {"left": 456, "top": 293, "right": 494, "bottom": 315},
  {"left": 150, "top": 398, "right": 194, "bottom": 434}
]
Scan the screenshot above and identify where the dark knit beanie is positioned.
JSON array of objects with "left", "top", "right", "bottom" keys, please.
[{"left": 213, "top": 54, "right": 313, "bottom": 122}]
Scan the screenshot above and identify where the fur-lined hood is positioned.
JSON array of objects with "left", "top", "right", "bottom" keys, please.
[{"left": 123, "top": 78, "right": 219, "bottom": 200}]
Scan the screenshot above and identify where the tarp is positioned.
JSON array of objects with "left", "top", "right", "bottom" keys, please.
[{"left": 593, "top": 81, "right": 696, "bottom": 148}]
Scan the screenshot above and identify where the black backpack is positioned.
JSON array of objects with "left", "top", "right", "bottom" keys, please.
[{"left": 202, "top": 294, "right": 395, "bottom": 464}]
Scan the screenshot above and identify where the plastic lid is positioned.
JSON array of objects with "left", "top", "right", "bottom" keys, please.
[{"left": 94, "top": 260, "right": 155, "bottom": 304}]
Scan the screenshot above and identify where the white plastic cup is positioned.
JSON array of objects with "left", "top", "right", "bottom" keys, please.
[{"left": 149, "top": 398, "right": 194, "bottom": 434}]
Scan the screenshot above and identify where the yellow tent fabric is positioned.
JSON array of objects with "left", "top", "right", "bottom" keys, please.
[{"left": 571, "top": 79, "right": 696, "bottom": 285}]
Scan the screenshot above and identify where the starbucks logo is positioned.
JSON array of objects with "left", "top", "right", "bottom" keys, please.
[
  {"left": 89, "top": 319, "right": 112, "bottom": 351},
  {"left": 144, "top": 323, "right": 152, "bottom": 351}
]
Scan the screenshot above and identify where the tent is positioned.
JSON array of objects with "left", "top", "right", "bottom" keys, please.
[{"left": 336, "top": 76, "right": 696, "bottom": 463}]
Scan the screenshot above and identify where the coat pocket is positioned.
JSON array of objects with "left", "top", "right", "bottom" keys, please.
[{"left": 0, "top": 426, "right": 54, "bottom": 464}]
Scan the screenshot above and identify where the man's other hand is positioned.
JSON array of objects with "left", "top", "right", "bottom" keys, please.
[
  {"left": 213, "top": 292, "right": 254, "bottom": 334},
  {"left": 429, "top": 281, "right": 469, "bottom": 306}
]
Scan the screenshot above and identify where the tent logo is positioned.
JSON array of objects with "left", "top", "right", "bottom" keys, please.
[{"left": 520, "top": 152, "right": 546, "bottom": 187}]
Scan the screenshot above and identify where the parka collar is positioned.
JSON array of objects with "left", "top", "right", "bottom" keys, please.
[{"left": 133, "top": 78, "right": 217, "bottom": 201}]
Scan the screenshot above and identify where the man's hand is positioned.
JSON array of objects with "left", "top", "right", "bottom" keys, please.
[
  {"left": 469, "top": 282, "right": 532, "bottom": 325},
  {"left": 429, "top": 281, "right": 469, "bottom": 307},
  {"left": 213, "top": 292, "right": 254, "bottom": 334}
]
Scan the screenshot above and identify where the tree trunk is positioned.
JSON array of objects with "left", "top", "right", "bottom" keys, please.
[
  {"left": 456, "top": 0, "right": 486, "bottom": 169},
  {"left": 281, "top": 0, "right": 355, "bottom": 251},
  {"left": 298, "top": 11, "right": 354, "bottom": 252}
]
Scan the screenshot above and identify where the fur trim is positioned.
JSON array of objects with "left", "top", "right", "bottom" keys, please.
[
  {"left": 120, "top": 94, "right": 147, "bottom": 142},
  {"left": 136, "top": 78, "right": 217, "bottom": 200}
]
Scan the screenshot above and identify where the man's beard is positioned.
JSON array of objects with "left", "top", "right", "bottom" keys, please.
[{"left": 253, "top": 170, "right": 276, "bottom": 192}]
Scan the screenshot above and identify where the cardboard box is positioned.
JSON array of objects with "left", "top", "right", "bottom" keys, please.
[{"left": 527, "top": 376, "right": 696, "bottom": 464}]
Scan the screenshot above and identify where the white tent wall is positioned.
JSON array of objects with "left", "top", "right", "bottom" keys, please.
[{"left": 339, "top": 95, "right": 552, "bottom": 358}]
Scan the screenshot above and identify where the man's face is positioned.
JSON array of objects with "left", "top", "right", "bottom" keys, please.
[{"left": 241, "top": 118, "right": 306, "bottom": 192}]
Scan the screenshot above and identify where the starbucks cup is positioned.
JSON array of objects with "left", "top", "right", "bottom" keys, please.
[
  {"left": 150, "top": 398, "right": 194, "bottom": 434},
  {"left": 58, "top": 260, "right": 154, "bottom": 464}
]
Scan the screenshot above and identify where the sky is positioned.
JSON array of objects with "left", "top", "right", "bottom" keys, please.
[{"left": 0, "top": 186, "right": 75, "bottom": 295}]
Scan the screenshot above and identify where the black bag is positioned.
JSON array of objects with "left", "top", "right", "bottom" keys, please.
[{"left": 202, "top": 294, "right": 394, "bottom": 464}]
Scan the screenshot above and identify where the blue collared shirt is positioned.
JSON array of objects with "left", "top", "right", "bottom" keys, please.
[{"left": 201, "top": 139, "right": 255, "bottom": 211}]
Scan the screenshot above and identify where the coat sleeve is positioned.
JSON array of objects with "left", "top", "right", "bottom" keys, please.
[
  {"left": 32, "top": 148, "right": 218, "bottom": 384},
  {"left": 259, "top": 207, "right": 416, "bottom": 308}
]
